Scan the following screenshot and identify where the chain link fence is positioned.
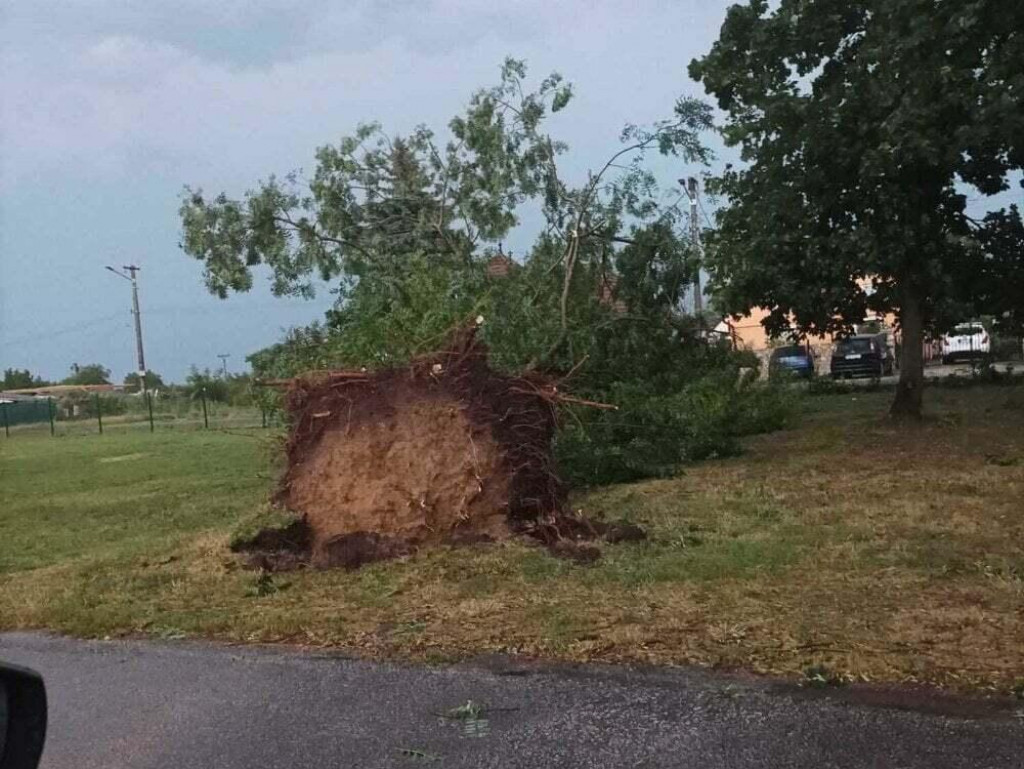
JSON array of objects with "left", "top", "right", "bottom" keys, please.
[{"left": 1, "top": 390, "right": 284, "bottom": 438}]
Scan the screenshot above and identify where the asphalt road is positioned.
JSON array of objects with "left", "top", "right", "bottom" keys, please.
[{"left": 2, "top": 633, "right": 1021, "bottom": 768}]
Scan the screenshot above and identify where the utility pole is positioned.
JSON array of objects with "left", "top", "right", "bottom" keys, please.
[
  {"left": 105, "top": 264, "right": 147, "bottom": 392},
  {"left": 217, "top": 354, "right": 230, "bottom": 378},
  {"left": 685, "top": 177, "right": 703, "bottom": 315}
]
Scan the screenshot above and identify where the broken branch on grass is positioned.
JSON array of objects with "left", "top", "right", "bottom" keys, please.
[
  {"left": 507, "top": 385, "right": 617, "bottom": 411},
  {"left": 551, "top": 394, "right": 618, "bottom": 410}
]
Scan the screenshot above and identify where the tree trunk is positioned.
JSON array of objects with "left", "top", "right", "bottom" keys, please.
[{"left": 890, "top": 285, "right": 924, "bottom": 419}]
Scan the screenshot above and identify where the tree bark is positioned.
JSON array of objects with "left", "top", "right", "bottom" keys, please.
[{"left": 890, "top": 284, "right": 924, "bottom": 420}]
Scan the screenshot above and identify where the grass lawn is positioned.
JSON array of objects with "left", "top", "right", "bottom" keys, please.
[{"left": 2, "top": 385, "right": 1022, "bottom": 692}]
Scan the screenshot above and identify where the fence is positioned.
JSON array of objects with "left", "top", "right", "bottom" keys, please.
[{"left": 1, "top": 390, "right": 284, "bottom": 439}]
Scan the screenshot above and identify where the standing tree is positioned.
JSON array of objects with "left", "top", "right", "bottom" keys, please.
[
  {"left": 1, "top": 368, "right": 48, "bottom": 390},
  {"left": 691, "top": 0, "right": 1024, "bottom": 417},
  {"left": 124, "top": 371, "right": 166, "bottom": 391},
  {"left": 63, "top": 363, "right": 111, "bottom": 386},
  {"left": 185, "top": 367, "right": 230, "bottom": 402}
]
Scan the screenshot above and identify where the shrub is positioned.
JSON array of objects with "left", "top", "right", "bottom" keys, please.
[
  {"left": 555, "top": 372, "right": 796, "bottom": 486},
  {"left": 58, "top": 392, "right": 130, "bottom": 419},
  {"left": 991, "top": 335, "right": 1023, "bottom": 362}
]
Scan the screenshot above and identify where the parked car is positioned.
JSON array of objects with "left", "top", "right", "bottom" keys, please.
[
  {"left": 941, "top": 323, "right": 990, "bottom": 364},
  {"left": 768, "top": 345, "right": 815, "bottom": 379},
  {"left": 830, "top": 334, "right": 894, "bottom": 378}
]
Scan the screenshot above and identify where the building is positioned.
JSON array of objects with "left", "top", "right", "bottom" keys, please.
[{"left": 714, "top": 279, "right": 942, "bottom": 375}]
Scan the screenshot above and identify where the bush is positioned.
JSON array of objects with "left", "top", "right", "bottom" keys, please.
[
  {"left": 246, "top": 243, "right": 800, "bottom": 489},
  {"left": 555, "top": 371, "right": 796, "bottom": 486},
  {"left": 991, "top": 335, "right": 1023, "bottom": 362},
  {"left": 58, "top": 392, "right": 131, "bottom": 419}
]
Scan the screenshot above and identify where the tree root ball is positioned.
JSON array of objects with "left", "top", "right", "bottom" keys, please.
[{"left": 239, "top": 328, "right": 643, "bottom": 569}]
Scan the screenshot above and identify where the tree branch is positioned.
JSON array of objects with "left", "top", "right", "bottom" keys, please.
[{"left": 272, "top": 214, "right": 371, "bottom": 259}]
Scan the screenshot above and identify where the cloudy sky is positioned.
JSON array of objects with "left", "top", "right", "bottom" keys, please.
[
  {"left": 1, "top": 0, "right": 741, "bottom": 383},
  {"left": 7, "top": 2, "right": 1016, "bottom": 384}
]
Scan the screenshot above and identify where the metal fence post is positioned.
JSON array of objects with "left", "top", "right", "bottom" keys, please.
[
  {"left": 48, "top": 397, "right": 55, "bottom": 436},
  {"left": 201, "top": 388, "right": 208, "bottom": 429},
  {"left": 95, "top": 393, "right": 103, "bottom": 435},
  {"left": 2, "top": 402, "right": 8, "bottom": 438},
  {"left": 147, "top": 392, "right": 155, "bottom": 432},
  {"left": 261, "top": 407, "right": 267, "bottom": 429}
]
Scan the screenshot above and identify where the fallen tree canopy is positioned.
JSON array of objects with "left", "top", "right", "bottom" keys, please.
[
  {"left": 184, "top": 60, "right": 796, "bottom": 569},
  {"left": 237, "top": 327, "right": 642, "bottom": 570}
]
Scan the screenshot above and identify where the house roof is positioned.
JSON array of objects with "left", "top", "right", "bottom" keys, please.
[{"left": 1, "top": 384, "right": 124, "bottom": 396}]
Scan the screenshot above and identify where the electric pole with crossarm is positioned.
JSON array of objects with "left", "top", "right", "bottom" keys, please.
[{"left": 105, "top": 264, "right": 147, "bottom": 392}]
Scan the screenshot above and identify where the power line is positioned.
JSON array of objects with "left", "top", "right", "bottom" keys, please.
[
  {"left": 2, "top": 312, "right": 131, "bottom": 348},
  {"left": 3, "top": 299, "right": 320, "bottom": 349}
]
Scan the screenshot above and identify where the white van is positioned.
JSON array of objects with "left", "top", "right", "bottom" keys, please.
[{"left": 941, "top": 323, "right": 990, "bottom": 364}]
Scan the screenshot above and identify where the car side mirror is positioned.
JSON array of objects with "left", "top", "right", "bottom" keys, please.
[{"left": 0, "top": 663, "right": 47, "bottom": 769}]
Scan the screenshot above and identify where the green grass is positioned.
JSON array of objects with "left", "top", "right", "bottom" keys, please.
[
  {"left": 1, "top": 385, "right": 1023, "bottom": 692},
  {"left": 0, "top": 430, "right": 273, "bottom": 572}
]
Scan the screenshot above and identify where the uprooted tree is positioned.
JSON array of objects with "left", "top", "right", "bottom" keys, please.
[
  {"left": 181, "top": 58, "right": 792, "bottom": 489},
  {"left": 247, "top": 326, "right": 656, "bottom": 569},
  {"left": 690, "top": 0, "right": 1024, "bottom": 419}
]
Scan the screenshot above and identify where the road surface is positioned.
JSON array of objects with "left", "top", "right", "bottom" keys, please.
[{"left": 2, "top": 633, "right": 1021, "bottom": 768}]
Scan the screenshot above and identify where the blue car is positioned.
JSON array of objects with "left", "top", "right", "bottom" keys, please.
[{"left": 769, "top": 345, "right": 816, "bottom": 379}]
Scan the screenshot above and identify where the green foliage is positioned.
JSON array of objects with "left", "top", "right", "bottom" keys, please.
[
  {"left": 802, "top": 664, "right": 849, "bottom": 689},
  {"left": 975, "top": 208, "right": 1024, "bottom": 336},
  {"left": 245, "top": 571, "right": 289, "bottom": 598},
  {"left": 690, "top": 0, "right": 1024, "bottom": 416},
  {"left": 1, "top": 368, "right": 48, "bottom": 390},
  {"left": 556, "top": 368, "right": 795, "bottom": 486},
  {"left": 991, "top": 335, "right": 1024, "bottom": 362},
  {"left": 183, "top": 57, "right": 786, "bottom": 485},
  {"left": 184, "top": 368, "right": 254, "bottom": 405},
  {"left": 123, "top": 371, "right": 166, "bottom": 391},
  {"left": 221, "top": 373, "right": 256, "bottom": 406},
  {"left": 63, "top": 363, "right": 111, "bottom": 386},
  {"left": 807, "top": 377, "right": 859, "bottom": 397},
  {"left": 59, "top": 392, "right": 128, "bottom": 419},
  {"left": 181, "top": 58, "right": 712, "bottom": 355},
  {"left": 184, "top": 367, "right": 228, "bottom": 402}
]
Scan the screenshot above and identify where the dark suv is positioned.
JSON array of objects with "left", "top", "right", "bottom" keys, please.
[{"left": 830, "top": 334, "right": 894, "bottom": 379}]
